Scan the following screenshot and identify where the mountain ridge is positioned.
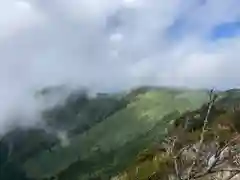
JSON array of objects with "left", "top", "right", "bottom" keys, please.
[{"left": 1, "top": 86, "right": 240, "bottom": 180}]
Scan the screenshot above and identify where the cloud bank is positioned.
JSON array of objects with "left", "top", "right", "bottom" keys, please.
[{"left": 0, "top": 0, "right": 239, "bottom": 133}]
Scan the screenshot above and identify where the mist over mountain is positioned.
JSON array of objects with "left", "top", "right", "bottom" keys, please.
[
  {"left": 0, "top": 0, "right": 239, "bottom": 134},
  {"left": 0, "top": 0, "right": 239, "bottom": 180}
]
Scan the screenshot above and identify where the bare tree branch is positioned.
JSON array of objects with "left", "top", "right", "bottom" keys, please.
[
  {"left": 184, "top": 135, "right": 240, "bottom": 180},
  {"left": 187, "top": 89, "right": 217, "bottom": 179},
  {"left": 192, "top": 167, "right": 240, "bottom": 179},
  {"left": 224, "top": 171, "right": 240, "bottom": 180},
  {"left": 174, "top": 158, "right": 181, "bottom": 180},
  {"left": 154, "top": 89, "right": 240, "bottom": 180},
  {"left": 205, "top": 135, "right": 240, "bottom": 173}
]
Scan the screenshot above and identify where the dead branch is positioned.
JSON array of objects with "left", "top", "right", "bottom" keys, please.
[
  {"left": 186, "top": 89, "right": 217, "bottom": 179},
  {"left": 184, "top": 135, "right": 240, "bottom": 180},
  {"left": 172, "top": 137, "right": 182, "bottom": 180},
  {"left": 163, "top": 89, "right": 240, "bottom": 180},
  {"left": 224, "top": 171, "right": 240, "bottom": 180},
  {"left": 192, "top": 167, "right": 240, "bottom": 179}
]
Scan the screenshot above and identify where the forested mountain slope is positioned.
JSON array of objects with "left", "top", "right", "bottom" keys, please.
[
  {"left": 1, "top": 87, "right": 239, "bottom": 180},
  {"left": 23, "top": 87, "right": 210, "bottom": 179}
]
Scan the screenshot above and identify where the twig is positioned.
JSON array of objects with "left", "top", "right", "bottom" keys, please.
[
  {"left": 192, "top": 168, "right": 240, "bottom": 179},
  {"left": 187, "top": 89, "right": 217, "bottom": 179},
  {"left": 171, "top": 137, "right": 182, "bottom": 180},
  {"left": 206, "top": 135, "right": 240, "bottom": 173},
  {"left": 224, "top": 171, "right": 240, "bottom": 180},
  {"left": 173, "top": 144, "right": 192, "bottom": 180},
  {"left": 188, "top": 135, "right": 240, "bottom": 180},
  {"left": 189, "top": 136, "right": 240, "bottom": 179},
  {"left": 174, "top": 157, "right": 182, "bottom": 180}
]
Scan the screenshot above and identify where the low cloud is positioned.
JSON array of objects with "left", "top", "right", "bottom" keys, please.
[{"left": 0, "top": 0, "right": 239, "bottom": 133}]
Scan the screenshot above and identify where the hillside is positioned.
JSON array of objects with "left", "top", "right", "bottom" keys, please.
[
  {"left": 112, "top": 90, "right": 240, "bottom": 180},
  {"left": 1, "top": 87, "right": 239, "bottom": 180},
  {"left": 23, "top": 87, "right": 210, "bottom": 179}
]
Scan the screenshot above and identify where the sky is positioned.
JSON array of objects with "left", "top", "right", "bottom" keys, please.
[{"left": 0, "top": 0, "right": 239, "bottom": 132}]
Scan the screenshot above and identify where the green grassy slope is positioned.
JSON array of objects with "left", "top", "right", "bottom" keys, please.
[
  {"left": 112, "top": 90, "right": 240, "bottom": 180},
  {"left": 23, "top": 88, "right": 210, "bottom": 179}
]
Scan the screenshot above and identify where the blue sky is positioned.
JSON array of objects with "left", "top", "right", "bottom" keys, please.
[
  {"left": 167, "top": 18, "right": 240, "bottom": 41},
  {"left": 210, "top": 21, "right": 240, "bottom": 40},
  {"left": 0, "top": 0, "right": 239, "bottom": 132}
]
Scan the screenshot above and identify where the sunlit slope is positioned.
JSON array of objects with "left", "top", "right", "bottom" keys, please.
[
  {"left": 24, "top": 88, "right": 209, "bottom": 179},
  {"left": 110, "top": 89, "right": 240, "bottom": 180}
]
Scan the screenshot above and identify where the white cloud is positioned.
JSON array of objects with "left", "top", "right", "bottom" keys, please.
[
  {"left": 109, "top": 32, "right": 123, "bottom": 43},
  {"left": 0, "top": 0, "right": 45, "bottom": 39},
  {"left": 0, "top": 0, "right": 239, "bottom": 132}
]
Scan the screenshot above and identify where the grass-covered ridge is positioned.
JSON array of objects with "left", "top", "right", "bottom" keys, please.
[
  {"left": 23, "top": 87, "right": 210, "bottom": 179},
  {"left": 112, "top": 90, "right": 240, "bottom": 180}
]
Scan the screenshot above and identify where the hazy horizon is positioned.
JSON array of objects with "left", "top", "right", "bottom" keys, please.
[{"left": 0, "top": 0, "right": 239, "bottom": 133}]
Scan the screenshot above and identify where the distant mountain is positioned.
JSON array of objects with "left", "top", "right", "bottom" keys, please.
[{"left": 1, "top": 87, "right": 240, "bottom": 180}]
